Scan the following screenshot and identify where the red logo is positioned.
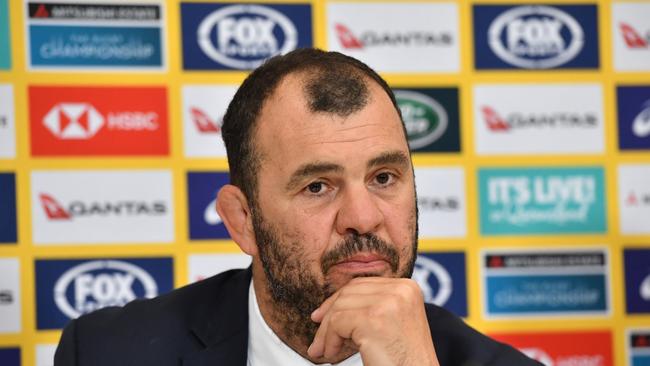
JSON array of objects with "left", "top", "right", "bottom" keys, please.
[
  {"left": 620, "top": 23, "right": 648, "bottom": 49},
  {"left": 335, "top": 24, "right": 364, "bottom": 49},
  {"left": 34, "top": 4, "right": 50, "bottom": 18},
  {"left": 482, "top": 106, "right": 510, "bottom": 131},
  {"left": 40, "top": 194, "right": 71, "bottom": 220},
  {"left": 491, "top": 331, "right": 613, "bottom": 366},
  {"left": 488, "top": 255, "right": 504, "bottom": 268},
  {"left": 191, "top": 107, "right": 221, "bottom": 133},
  {"left": 29, "top": 86, "right": 169, "bottom": 156}
]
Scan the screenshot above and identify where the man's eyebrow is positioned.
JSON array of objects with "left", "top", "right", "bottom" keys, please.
[
  {"left": 285, "top": 162, "right": 344, "bottom": 191},
  {"left": 367, "top": 151, "right": 411, "bottom": 170}
]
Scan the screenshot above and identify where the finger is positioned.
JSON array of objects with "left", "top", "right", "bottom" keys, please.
[
  {"left": 308, "top": 309, "right": 329, "bottom": 358},
  {"left": 311, "top": 290, "right": 340, "bottom": 322},
  {"left": 322, "top": 309, "right": 362, "bottom": 359}
]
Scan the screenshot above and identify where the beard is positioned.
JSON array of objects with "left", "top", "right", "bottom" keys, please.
[{"left": 251, "top": 209, "right": 418, "bottom": 347}]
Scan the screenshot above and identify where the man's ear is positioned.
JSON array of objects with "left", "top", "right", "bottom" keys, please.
[{"left": 216, "top": 184, "right": 258, "bottom": 256}]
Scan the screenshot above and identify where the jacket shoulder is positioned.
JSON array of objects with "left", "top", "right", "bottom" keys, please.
[{"left": 424, "top": 304, "right": 542, "bottom": 366}]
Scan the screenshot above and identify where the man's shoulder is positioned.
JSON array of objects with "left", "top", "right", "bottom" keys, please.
[
  {"left": 54, "top": 268, "right": 251, "bottom": 366},
  {"left": 423, "top": 304, "right": 542, "bottom": 366}
]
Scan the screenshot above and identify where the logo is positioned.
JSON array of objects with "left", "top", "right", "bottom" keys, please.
[
  {"left": 491, "top": 331, "right": 613, "bottom": 366},
  {"left": 612, "top": 4, "right": 650, "bottom": 71},
  {"left": 187, "top": 172, "right": 231, "bottom": 240},
  {"left": 414, "top": 167, "right": 466, "bottom": 238},
  {"left": 633, "top": 101, "right": 650, "bottom": 138},
  {"left": 618, "top": 86, "right": 650, "bottom": 150},
  {"left": 620, "top": 23, "right": 648, "bottom": 49},
  {"left": 0, "top": 173, "right": 17, "bottom": 244},
  {"left": 31, "top": 171, "right": 174, "bottom": 245},
  {"left": 394, "top": 88, "right": 460, "bottom": 152},
  {"left": 0, "top": 258, "right": 20, "bottom": 333},
  {"left": 0, "top": 84, "right": 15, "bottom": 158},
  {"left": 327, "top": 3, "right": 460, "bottom": 73},
  {"left": 35, "top": 344, "right": 56, "bottom": 366},
  {"left": 27, "top": 1, "right": 164, "bottom": 69},
  {"left": 412, "top": 252, "right": 467, "bottom": 317},
  {"left": 481, "top": 105, "right": 597, "bottom": 132},
  {"left": 35, "top": 258, "right": 173, "bottom": 329},
  {"left": 38, "top": 193, "right": 167, "bottom": 221},
  {"left": 29, "top": 86, "right": 168, "bottom": 156},
  {"left": 182, "top": 85, "right": 237, "bottom": 157},
  {"left": 191, "top": 107, "right": 220, "bottom": 133},
  {"left": 334, "top": 23, "right": 452, "bottom": 50},
  {"left": 395, "top": 90, "right": 448, "bottom": 150},
  {"left": 474, "top": 5, "right": 599, "bottom": 69},
  {"left": 0, "top": 348, "right": 20, "bottom": 366},
  {"left": 479, "top": 167, "right": 606, "bottom": 235},
  {"left": 483, "top": 248, "right": 610, "bottom": 317},
  {"left": 629, "top": 330, "right": 650, "bottom": 366},
  {"left": 0, "top": 0, "right": 10, "bottom": 69},
  {"left": 618, "top": 165, "right": 650, "bottom": 234},
  {"left": 182, "top": 3, "right": 312, "bottom": 70},
  {"left": 474, "top": 84, "right": 604, "bottom": 155},
  {"left": 188, "top": 254, "right": 252, "bottom": 283},
  {"left": 624, "top": 249, "right": 650, "bottom": 314}
]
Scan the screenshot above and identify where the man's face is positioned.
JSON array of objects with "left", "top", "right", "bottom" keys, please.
[{"left": 251, "top": 73, "right": 417, "bottom": 340}]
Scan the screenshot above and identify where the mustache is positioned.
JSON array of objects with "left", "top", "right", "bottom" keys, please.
[{"left": 320, "top": 233, "right": 399, "bottom": 275}]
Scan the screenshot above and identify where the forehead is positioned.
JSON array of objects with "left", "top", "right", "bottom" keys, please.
[{"left": 254, "top": 73, "right": 408, "bottom": 171}]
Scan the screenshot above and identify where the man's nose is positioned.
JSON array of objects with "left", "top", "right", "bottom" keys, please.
[{"left": 335, "top": 184, "right": 383, "bottom": 236}]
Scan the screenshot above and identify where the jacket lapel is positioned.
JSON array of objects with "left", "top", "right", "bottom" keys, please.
[{"left": 182, "top": 268, "right": 252, "bottom": 366}]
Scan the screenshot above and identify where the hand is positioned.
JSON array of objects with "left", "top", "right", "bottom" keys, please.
[{"left": 307, "top": 277, "right": 440, "bottom": 366}]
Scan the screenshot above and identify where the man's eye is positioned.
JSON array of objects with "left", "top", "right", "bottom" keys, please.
[
  {"left": 375, "top": 172, "right": 393, "bottom": 185},
  {"left": 307, "top": 182, "right": 324, "bottom": 194}
]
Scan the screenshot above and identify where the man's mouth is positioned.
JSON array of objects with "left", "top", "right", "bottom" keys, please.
[{"left": 331, "top": 253, "right": 391, "bottom": 273}]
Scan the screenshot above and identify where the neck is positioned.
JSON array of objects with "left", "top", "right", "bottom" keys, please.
[{"left": 252, "top": 267, "right": 356, "bottom": 364}]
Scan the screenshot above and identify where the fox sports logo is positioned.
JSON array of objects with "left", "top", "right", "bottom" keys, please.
[
  {"left": 197, "top": 4, "right": 298, "bottom": 69},
  {"left": 488, "top": 6, "right": 584, "bottom": 69},
  {"left": 54, "top": 260, "right": 158, "bottom": 319}
]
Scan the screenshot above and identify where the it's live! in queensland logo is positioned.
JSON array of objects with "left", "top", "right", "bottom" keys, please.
[
  {"left": 29, "top": 86, "right": 169, "bottom": 156},
  {"left": 35, "top": 257, "right": 173, "bottom": 329},
  {"left": 479, "top": 166, "right": 606, "bottom": 235},
  {"left": 181, "top": 3, "right": 312, "bottom": 70}
]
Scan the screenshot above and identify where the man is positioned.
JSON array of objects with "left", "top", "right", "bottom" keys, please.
[{"left": 54, "top": 49, "right": 540, "bottom": 366}]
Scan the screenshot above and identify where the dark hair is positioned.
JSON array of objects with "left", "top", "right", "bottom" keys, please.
[{"left": 221, "top": 48, "right": 403, "bottom": 205}]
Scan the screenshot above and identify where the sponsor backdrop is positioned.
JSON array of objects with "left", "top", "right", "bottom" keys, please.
[{"left": 0, "top": 0, "right": 648, "bottom": 365}]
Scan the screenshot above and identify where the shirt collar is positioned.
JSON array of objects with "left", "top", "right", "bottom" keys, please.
[{"left": 247, "top": 280, "right": 362, "bottom": 366}]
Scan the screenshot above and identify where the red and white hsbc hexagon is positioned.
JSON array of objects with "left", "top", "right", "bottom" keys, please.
[
  {"left": 491, "top": 331, "right": 613, "bottom": 366},
  {"left": 29, "top": 86, "right": 169, "bottom": 156}
]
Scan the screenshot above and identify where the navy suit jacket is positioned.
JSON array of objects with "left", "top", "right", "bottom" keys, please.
[{"left": 54, "top": 268, "right": 541, "bottom": 366}]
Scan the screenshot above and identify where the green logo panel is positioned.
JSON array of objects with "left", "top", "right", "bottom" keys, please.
[
  {"left": 0, "top": 0, "right": 10, "bottom": 69},
  {"left": 394, "top": 88, "right": 460, "bottom": 153},
  {"left": 479, "top": 167, "right": 606, "bottom": 235}
]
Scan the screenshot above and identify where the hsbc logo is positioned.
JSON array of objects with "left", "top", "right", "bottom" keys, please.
[
  {"left": 39, "top": 193, "right": 167, "bottom": 221},
  {"left": 44, "top": 103, "right": 158, "bottom": 140},
  {"left": 196, "top": 4, "right": 298, "bottom": 69},
  {"left": 488, "top": 6, "right": 584, "bottom": 69},
  {"left": 620, "top": 22, "right": 649, "bottom": 49},
  {"left": 521, "top": 348, "right": 553, "bottom": 365},
  {"left": 481, "top": 105, "right": 598, "bottom": 132},
  {"left": 335, "top": 23, "right": 452, "bottom": 50}
]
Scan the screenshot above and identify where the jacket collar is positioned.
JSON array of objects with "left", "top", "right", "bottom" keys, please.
[{"left": 182, "top": 267, "right": 252, "bottom": 366}]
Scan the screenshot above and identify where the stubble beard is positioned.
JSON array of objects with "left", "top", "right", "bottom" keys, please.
[{"left": 251, "top": 209, "right": 418, "bottom": 352}]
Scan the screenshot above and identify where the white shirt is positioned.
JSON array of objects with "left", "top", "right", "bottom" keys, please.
[{"left": 247, "top": 281, "right": 363, "bottom": 366}]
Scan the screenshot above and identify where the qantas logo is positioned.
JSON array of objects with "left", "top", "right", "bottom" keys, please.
[
  {"left": 191, "top": 107, "right": 221, "bottom": 133},
  {"left": 632, "top": 100, "right": 650, "bottom": 138},
  {"left": 39, "top": 193, "right": 167, "bottom": 221},
  {"left": 481, "top": 106, "right": 598, "bottom": 132},
  {"left": 334, "top": 23, "right": 452, "bottom": 50},
  {"left": 620, "top": 22, "right": 649, "bottom": 49},
  {"left": 43, "top": 103, "right": 159, "bottom": 140}
]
